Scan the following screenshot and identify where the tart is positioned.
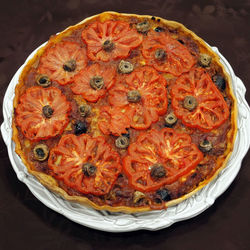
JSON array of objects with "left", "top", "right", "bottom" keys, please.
[{"left": 12, "top": 12, "right": 237, "bottom": 213}]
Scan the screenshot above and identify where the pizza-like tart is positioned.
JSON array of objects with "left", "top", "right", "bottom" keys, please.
[{"left": 12, "top": 12, "right": 237, "bottom": 213}]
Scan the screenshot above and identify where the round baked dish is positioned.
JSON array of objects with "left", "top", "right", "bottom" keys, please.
[{"left": 12, "top": 12, "right": 237, "bottom": 213}]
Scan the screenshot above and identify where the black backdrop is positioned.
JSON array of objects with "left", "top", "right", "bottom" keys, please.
[{"left": 0, "top": 0, "right": 250, "bottom": 249}]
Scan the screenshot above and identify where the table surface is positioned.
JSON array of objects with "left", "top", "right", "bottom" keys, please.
[{"left": 1, "top": 0, "right": 250, "bottom": 249}]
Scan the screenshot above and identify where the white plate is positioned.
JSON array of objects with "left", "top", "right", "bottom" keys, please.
[{"left": 1, "top": 44, "right": 250, "bottom": 232}]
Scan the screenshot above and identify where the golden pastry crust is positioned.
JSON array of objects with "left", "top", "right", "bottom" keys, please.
[{"left": 12, "top": 11, "right": 237, "bottom": 213}]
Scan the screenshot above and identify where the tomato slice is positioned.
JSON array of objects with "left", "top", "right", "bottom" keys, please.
[
  {"left": 48, "top": 134, "right": 122, "bottom": 195},
  {"left": 142, "top": 31, "right": 195, "bottom": 76},
  {"left": 15, "top": 86, "right": 71, "bottom": 141},
  {"left": 171, "top": 68, "right": 230, "bottom": 131},
  {"left": 38, "top": 41, "right": 87, "bottom": 85},
  {"left": 108, "top": 66, "right": 168, "bottom": 130},
  {"left": 71, "top": 63, "right": 116, "bottom": 102},
  {"left": 98, "top": 106, "right": 131, "bottom": 136},
  {"left": 123, "top": 128, "right": 203, "bottom": 192},
  {"left": 81, "top": 20, "right": 143, "bottom": 62}
]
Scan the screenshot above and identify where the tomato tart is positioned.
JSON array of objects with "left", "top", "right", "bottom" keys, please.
[{"left": 12, "top": 12, "right": 237, "bottom": 213}]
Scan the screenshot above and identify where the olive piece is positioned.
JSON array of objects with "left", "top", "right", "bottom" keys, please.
[
  {"left": 103, "top": 39, "right": 115, "bottom": 51},
  {"left": 74, "top": 120, "right": 87, "bottom": 135},
  {"left": 150, "top": 163, "right": 166, "bottom": 179},
  {"left": 199, "top": 53, "right": 212, "bottom": 67},
  {"left": 183, "top": 96, "right": 198, "bottom": 111},
  {"left": 127, "top": 90, "right": 141, "bottom": 103},
  {"left": 115, "top": 136, "right": 129, "bottom": 149},
  {"left": 33, "top": 144, "right": 49, "bottom": 161},
  {"left": 42, "top": 105, "right": 54, "bottom": 118},
  {"left": 199, "top": 139, "right": 213, "bottom": 153},
  {"left": 36, "top": 74, "right": 51, "bottom": 87},
  {"left": 155, "top": 26, "right": 164, "bottom": 32},
  {"left": 82, "top": 163, "right": 97, "bottom": 177},
  {"left": 212, "top": 74, "right": 226, "bottom": 91},
  {"left": 79, "top": 104, "right": 91, "bottom": 117},
  {"left": 63, "top": 59, "right": 76, "bottom": 72},
  {"left": 165, "top": 112, "right": 177, "bottom": 127},
  {"left": 118, "top": 60, "right": 134, "bottom": 74},
  {"left": 133, "top": 191, "right": 145, "bottom": 203},
  {"left": 155, "top": 48, "right": 166, "bottom": 61},
  {"left": 156, "top": 189, "right": 171, "bottom": 201},
  {"left": 89, "top": 76, "right": 104, "bottom": 90},
  {"left": 136, "top": 20, "right": 150, "bottom": 33}
]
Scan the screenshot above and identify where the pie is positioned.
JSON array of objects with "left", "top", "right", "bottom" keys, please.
[{"left": 12, "top": 12, "right": 237, "bottom": 213}]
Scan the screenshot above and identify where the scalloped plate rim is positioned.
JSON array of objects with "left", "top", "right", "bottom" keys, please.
[{"left": 1, "top": 43, "right": 250, "bottom": 232}]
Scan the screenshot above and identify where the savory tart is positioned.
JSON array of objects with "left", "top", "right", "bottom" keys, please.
[{"left": 12, "top": 12, "right": 237, "bottom": 213}]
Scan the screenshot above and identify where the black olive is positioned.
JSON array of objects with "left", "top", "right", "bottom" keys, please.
[
  {"left": 154, "top": 26, "right": 164, "bottom": 32},
  {"left": 155, "top": 48, "right": 166, "bottom": 61},
  {"left": 165, "top": 112, "right": 177, "bottom": 127},
  {"left": 136, "top": 20, "right": 150, "bottom": 33},
  {"left": 199, "top": 139, "right": 213, "bottom": 153},
  {"left": 103, "top": 39, "right": 115, "bottom": 51},
  {"left": 118, "top": 60, "right": 134, "bottom": 74},
  {"left": 79, "top": 104, "right": 91, "bottom": 117},
  {"left": 42, "top": 105, "right": 54, "bottom": 118},
  {"left": 199, "top": 54, "right": 212, "bottom": 67},
  {"left": 183, "top": 96, "right": 198, "bottom": 111},
  {"left": 115, "top": 136, "right": 129, "bottom": 149},
  {"left": 157, "top": 18, "right": 161, "bottom": 22},
  {"left": 33, "top": 144, "right": 49, "bottom": 161},
  {"left": 63, "top": 59, "right": 76, "bottom": 72},
  {"left": 156, "top": 189, "right": 171, "bottom": 201},
  {"left": 151, "top": 16, "right": 156, "bottom": 20},
  {"left": 82, "top": 163, "right": 97, "bottom": 177},
  {"left": 150, "top": 164, "right": 166, "bottom": 179},
  {"left": 177, "top": 39, "right": 184, "bottom": 44},
  {"left": 212, "top": 74, "right": 226, "bottom": 91},
  {"left": 89, "top": 76, "right": 104, "bottom": 90},
  {"left": 36, "top": 74, "right": 51, "bottom": 87},
  {"left": 127, "top": 90, "right": 141, "bottom": 103},
  {"left": 74, "top": 120, "right": 87, "bottom": 135}
]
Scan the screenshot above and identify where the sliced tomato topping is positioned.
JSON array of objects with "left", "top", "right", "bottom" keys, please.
[
  {"left": 15, "top": 86, "right": 71, "bottom": 141},
  {"left": 38, "top": 41, "right": 87, "bottom": 85},
  {"left": 108, "top": 66, "right": 168, "bottom": 130},
  {"left": 171, "top": 68, "right": 230, "bottom": 131},
  {"left": 71, "top": 63, "right": 116, "bottom": 102},
  {"left": 81, "top": 20, "right": 143, "bottom": 62},
  {"left": 98, "top": 106, "right": 131, "bottom": 136},
  {"left": 123, "top": 128, "right": 203, "bottom": 192},
  {"left": 142, "top": 31, "right": 195, "bottom": 76},
  {"left": 48, "top": 134, "right": 122, "bottom": 195}
]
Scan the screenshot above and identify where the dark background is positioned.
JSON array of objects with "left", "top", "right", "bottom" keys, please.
[{"left": 0, "top": 0, "right": 250, "bottom": 249}]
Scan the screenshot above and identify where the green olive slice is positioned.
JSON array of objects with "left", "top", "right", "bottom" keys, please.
[
  {"left": 127, "top": 90, "right": 141, "bottom": 103},
  {"left": 199, "top": 54, "right": 212, "bottom": 67},
  {"left": 183, "top": 96, "right": 198, "bottom": 111},
  {"left": 136, "top": 20, "right": 150, "bottom": 33},
  {"left": 165, "top": 112, "right": 177, "bottom": 127},
  {"left": 42, "top": 105, "right": 54, "bottom": 118},
  {"left": 33, "top": 144, "right": 49, "bottom": 161},
  {"left": 79, "top": 104, "right": 91, "bottom": 117},
  {"left": 118, "top": 60, "right": 134, "bottom": 74},
  {"left": 63, "top": 59, "right": 76, "bottom": 72},
  {"left": 89, "top": 76, "right": 104, "bottom": 90},
  {"left": 82, "top": 163, "right": 97, "bottom": 177},
  {"left": 115, "top": 136, "right": 129, "bottom": 149},
  {"left": 103, "top": 39, "right": 115, "bottom": 51},
  {"left": 150, "top": 164, "right": 166, "bottom": 179},
  {"left": 133, "top": 191, "right": 145, "bottom": 203},
  {"left": 155, "top": 48, "right": 166, "bottom": 61},
  {"left": 36, "top": 74, "right": 51, "bottom": 87},
  {"left": 199, "top": 139, "right": 213, "bottom": 153}
]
